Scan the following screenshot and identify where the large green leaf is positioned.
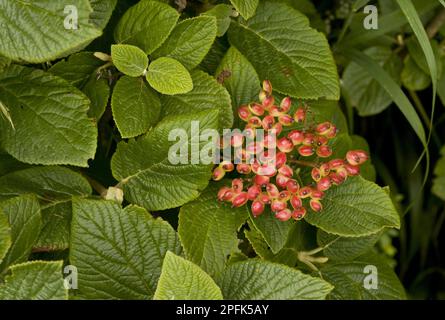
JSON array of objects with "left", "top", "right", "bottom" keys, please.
[
  {"left": 0, "top": 166, "right": 92, "bottom": 202},
  {"left": 152, "top": 16, "right": 218, "bottom": 70},
  {"left": 0, "top": 213, "right": 11, "bottom": 265},
  {"left": 215, "top": 46, "right": 260, "bottom": 118},
  {"left": 218, "top": 260, "right": 333, "bottom": 299},
  {"left": 70, "top": 199, "right": 182, "bottom": 299},
  {"left": 320, "top": 252, "right": 406, "bottom": 299},
  {"left": 111, "top": 76, "right": 161, "bottom": 138},
  {"left": 432, "top": 147, "right": 445, "bottom": 200},
  {"left": 146, "top": 57, "right": 193, "bottom": 95},
  {"left": 228, "top": 1, "right": 339, "bottom": 100},
  {"left": 0, "top": 65, "right": 97, "bottom": 167},
  {"left": 229, "top": 0, "right": 259, "bottom": 20},
  {"left": 317, "top": 230, "right": 382, "bottom": 261},
  {"left": 154, "top": 251, "right": 223, "bottom": 300},
  {"left": 304, "top": 176, "right": 400, "bottom": 237},
  {"left": 90, "top": 0, "right": 118, "bottom": 29},
  {"left": 0, "top": 261, "right": 67, "bottom": 300},
  {"left": 401, "top": 55, "right": 431, "bottom": 91},
  {"left": 161, "top": 70, "right": 233, "bottom": 129},
  {"left": 178, "top": 183, "right": 248, "bottom": 277},
  {"left": 202, "top": 4, "right": 233, "bottom": 37},
  {"left": 0, "top": 0, "right": 101, "bottom": 63},
  {"left": 114, "top": 0, "right": 179, "bottom": 54},
  {"left": 0, "top": 195, "right": 41, "bottom": 272},
  {"left": 111, "top": 109, "right": 219, "bottom": 211},
  {"left": 111, "top": 44, "right": 148, "bottom": 77},
  {"left": 248, "top": 207, "right": 293, "bottom": 254},
  {"left": 343, "top": 46, "right": 402, "bottom": 116}
]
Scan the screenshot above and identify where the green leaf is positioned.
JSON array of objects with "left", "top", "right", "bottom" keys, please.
[
  {"left": 401, "top": 55, "right": 431, "bottom": 91},
  {"left": 111, "top": 110, "right": 219, "bottom": 211},
  {"left": 202, "top": 4, "right": 233, "bottom": 37},
  {"left": 248, "top": 207, "right": 293, "bottom": 254},
  {"left": 0, "top": 65, "right": 97, "bottom": 167},
  {"left": 111, "top": 76, "right": 161, "bottom": 138},
  {"left": 82, "top": 75, "right": 110, "bottom": 120},
  {"left": 35, "top": 201, "right": 72, "bottom": 252},
  {"left": 405, "top": 38, "right": 442, "bottom": 77},
  {"left": 111, "top": 44, "right": 148, "bottom": 77},
  {"left": 0, "top": 261, "right": 67, "bottom": 300},
  {"left": 215, "top": 46, "right": 260, "bottom": 119},
  {"left": 342, "top": 49, "right": 427, "bottom": 152},
  {"left": 0, "top": 166, "right": 92, "bottom": 202},
  {"left": 350, "top": 135, "right": 376, "bottom": 182},
  {"left": 146, "top": 57, "right": 193, "bottom": 95},
  {"left": 304, "top": 176, "right": 400, "bottom": 237},
  {"left": 114, "top": 0, "right": 179, "bottom": 54},
  {"left": 152, "top": 16, "right": 218, "bottom": 70},
  {"left": 154, "top": 251, "right": 223, "bottom": 300},
  {"left": 438, "top": 57, "right": 445, "bottom": 106},
  {"left": 432, "top": 147, "right": 445, "bottom": 200},
  {"left": 320, "top": 252, "right": 406, "bottom": 299},
  {"left": 90, "top": 0, "right": 118, "bottom": 29},
  {"left": 0, "top": 213, "right": 11, "bottom": 265},
  {"left": 0, "top": 195, "right": 41, "bottom": 272},
  {"left": 160, "top": 70, "right": 233, "bottom": 129},
  {"left": 342, "top": 47, "right": 402, "bottom": 116},
  {"left": 317, "top": 230, "right": 382, "bottom": 261},
  {"left": 218, "top": 260, "right": 333, "bottom": 299},
  {"left": 70, "top": 198, "right": 182, "bottom": 299},
  {"left": 0, "top": 0, "right": 101, "bottom": 63},
  {"left": 229, "top": 0, "right": 259, "bottom": 20},
  {"left": 228, "top": 1, "right": 339, "bottom": 100},
  {"left": 178, "top": 183, "right": 248, "bottom": 277}
]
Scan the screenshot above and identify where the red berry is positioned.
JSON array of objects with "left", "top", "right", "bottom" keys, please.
[
  {"left": 316, "top": 122, "right": 332, "bottom": 136},
  {"left": 232, "top": 192, "right": 248, "bottom": 207},
  {"left": 249, "top": 103, "right": 265, "bottom": 116},
  {"left": 212, "top": 166, "right": 225, "bottom": 181},
  {"left": 329, "top": 172, "right": 346, "bottom": 185},
  {"left": 299, "top": 186, "right": 312, "bottom": 199},
  {"left": 220, "top": 161, "right": 234, "bottom": 172},
  {"left": 286, "top": 179, "right": 300, "bottom": 193},
  {"left": 279, "top": 190, "right": 291, "bottom": 201},
  {"left": 271, "top": 123, "right": 283, "bottom": 135},
  {"left": 258, "top": 193, "right": 271, "bottom": 204},
  {"left": 247, "top": 185, "right": 261, "bottom": 200},
  {"left": 278, "top": 114, "right": 294, "bottom": 126},
  {"left": 346, "top": 150, "right": 368, "bottom": 166},
  {"left": 298, "top": 145, "right": 315, "bottom": 157},
  {"left": 251, "top": 200, "right": 265, "bottom": 217},
  {"left": 317, "top": 177, "right": 331, "bottom": 191},
  {"left": 232, "top": 178, "right": 243, "bottom": 193},
  {"left": 231, "top": 132, "right": 244, "bottom": 148},
  {"left": 276, "top": 173, "right": 290, "bottom": 188},
  {"left": 310, "top": 199, "right": 323, "bottom": 212},
  {"left": 256, "top": 163, "right": 277, "bottom": 177},
  {"left": 254, "top": 174, "right": 270, "bottom": 186},
  {"left": 329, "top": 159, "right": 344, "bottom": 169},
  {"left": 271, "top": 200, "right": 287, "bottom": 212},
  {"left": 280, "top": 97, "right": 292, "bottom": 113},
  {"left": 268, "top": 105, "right": 282, "bottom": 117},
  {"left": 317, "top": 145, "right": 333, "bottom": 158},
  {"left": 262, "top": 115, "right": 275, "bottom": 131},
  {"left": 290, "top": 195, "right": 302, "bottom": 209},
  {"left": 326, "top": 125, "right": 338, "bottom": 139},
  {"left": 275, "top": 152, "right": 287, "bottom": 168},
  {"left": 288, "top": 130, "right": 304, "bottom": 145},
  {"left": 311, "top": 189, "right": 324, "bottom": 199},
  {"left": 292, "top": 207, "right": 306, "bottom": 220},
  {"left": 345, "top": 164, "right": 360, "bottom": 176},
  {"left": 262, "top": 96, "right": 274, "bottom": 109},
  {"left": 316, "top": 136, "right": 329, "bottom": 146},
  {"left": 236, "top": 163, "right": 251, "bottom": 175},
  {"left": 259, "top": 90, "right": 267, "bottom": 103},
  {"left": 294, "top": 107, "right": 306, "bottom": 123},
  {"left": 303, "top": 133, "right": 316, "bottom": 146},
  {"left": 264, "top": 133, "right": 277, "bottom": 149},
  {"left": 266, "top": 183, "right": 280, "bottom": 198},
  {"left": 217, "top": 187, "right": 231, "bottom": 201},
  {"left": 238, "top": 105, "right": 251, "bottom": 121},
  {"left": 275, "top": 209, "right": 292, "bottom": 221},
  {"left": 262, "top": 80, "right": 272, "bottom": 96},
  {"left": 248, "top": 116, "right": 262, "bottom": 128},
  {"left": 277, "top": 137, "right": 293, "bottom": 153},
  {"left": 319, "top": 163, "right": 330, "bottom": 176},
  {"left": 312, "top": 167, "right": 322, "bottom": 182},
  {"left": 278, "top": 164, "right": 293, "bottom": 177}
]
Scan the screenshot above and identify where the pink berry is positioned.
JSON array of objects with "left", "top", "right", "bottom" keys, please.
[{"left": 275, "top": 209, "right": 292, "bottom": 221}]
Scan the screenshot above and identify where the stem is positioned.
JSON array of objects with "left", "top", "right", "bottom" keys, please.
[
  {"left": 426, "top": 8, "right": 445, "bottom": 39},
  {"left": 84, "top": 175, "right": 107, "bottom": 197},
  {"left": 289, "top": 159, "right": 318, "bottom": 168}
]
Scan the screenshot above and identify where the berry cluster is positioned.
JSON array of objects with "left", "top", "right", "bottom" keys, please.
[{"left": 213, "top": 80, "right": 368, "bottom": 222}]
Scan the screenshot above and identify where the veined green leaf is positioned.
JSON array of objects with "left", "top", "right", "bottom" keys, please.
[
  {"left": 111, "top": 44, "right": 148, "bottom": 77},
  {"left": 229, "top": 0, "right": 259, "bottom": 20},
  {"left": 146, "top": 57, "right": 193, "bottom": 95},
  {"left": 0, "top": 213, "right": 11, "bottom": 265},
  {"left": 154, "top": 251, "right": 223, "bottom": 300}
]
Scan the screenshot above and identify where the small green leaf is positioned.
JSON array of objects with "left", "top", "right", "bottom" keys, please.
[
  {"left": 401, "top": 55, "right": 431, "bottom": 91},
  {"left": 229, "top": 0, "right": 259, "bottom": 20},
  {"left": 0, "top": 195, "right": 41, "bottom": 272},
  {"left": 146, "top": 57, "right": 193, "bottom": 95},
  {"left": 111, "top": 44, "right": 148, "bottom": 77},
  {"left": 154, "top": 251, "right": 223, "bottom": 300},
  {"left": 0, "top": 65, "right": 97, "bottom": 167},
  {"left": 0, "top": 213, "right": 11, "bottom": 265},
  {"left": 70, "top": 199, "right": 182, "bottom": 299},
  {"left": 152, "top": 16, "right": 218, "bottom": 70},
  {"left": 0, "top": 0, "right": 101, "bottom": 63},
  {"left": 161, "top": 70, "right": 232, "bottom": 129},
  {"left": 111, "top": 110, "right": 219, "bottom": 211},
  {"left": 114, "top": 0, "right": 179, "bottom": 54},
  {"left": 432, "top": 147, "right": 445, "bottom": 200},
  {"left": 178, "top": 183, "right": 248, "bottom": 277},
  {"left": 218, "top": 259, "right": 333, "bottom": 299},
  {"left": 202, "top": 5, "right": 233, "bottom": 37},
  {"left": 304, "top": 176, "right": 400, "bottom": 237},
  {"left": 111, "top": 76, "right": 161, "bottom": 138},
  {"left": 228, "top": 1, "right": 339, "bottom": 100},
  {"left": 320, "top": 252, "right": 406, "bottom": 299},
  {"left": 0, "top": 261, "right": 67, "bottom": 300}
]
